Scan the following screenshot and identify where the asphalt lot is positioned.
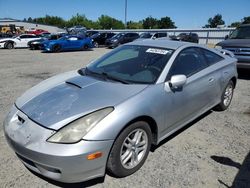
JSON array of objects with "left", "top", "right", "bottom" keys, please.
[{"left": 0, "top": 48, "right": 249, "bottom": 188}]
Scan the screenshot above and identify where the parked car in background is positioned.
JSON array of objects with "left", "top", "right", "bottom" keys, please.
[
  {"left": 4, "top": 40, "right": 237, "bottom": 183},
  {"left": 215, "top": 24, "right": 250, "bottom": 69},
  {"left": 0, "top": 34, "right": 40, "bottom": 49},
  {"left": 67, "top": 25, "right": 87, "bottom": 35},
  {"left": 136, "top": 32, "right": 168, "bottom": 41},
  {"left": 42, "top": 35, "right": 92, "bottom": 52},
  {"left": 28, "top": 33, "right": 67, "bottom": 50},
  {"left": 0, "top": 33, "right": 13, "bottom": 39},
  {"left": 171, "top": 33, "right": 199, "bottom": 43},
  {"left": 91, "top": 32, "right": 115, "bottom": 47},
  {"left": 105, "top": 32, "right": 139, "bottom": 48},
  {"left": 27, "top": 29, "right": 49, "bottom": 35},
  {"left": 86, "top": 30, "right": 99, "bottom": 37}
]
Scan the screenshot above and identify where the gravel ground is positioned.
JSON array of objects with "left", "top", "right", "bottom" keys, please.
[{"left": 0, "top": 48, "right": 249, "bottom": 188}]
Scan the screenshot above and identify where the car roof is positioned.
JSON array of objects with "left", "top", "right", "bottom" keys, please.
[
  {"left": 239, "top": 24, "right": 250, "bottom": 27},
  {"left": 128, "top": 39, "right": 194, "bottom": 50}
]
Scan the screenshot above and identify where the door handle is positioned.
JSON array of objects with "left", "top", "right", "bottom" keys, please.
[{"left": 208, "top": 78, "right": 214, "bottom": 82}]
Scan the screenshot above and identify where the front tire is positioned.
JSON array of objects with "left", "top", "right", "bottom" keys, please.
[
  {"left": 107, "top": 121, "right": 152, "bottom": 177},
  {"left": 52, "top": 44, "right": 61, "bottom": 52},
  {"left": 214, "top": 80, "right": 234, "bottom": 111},
  {"left": 93, "top": 41, "right": 99, "bottom": 48}
]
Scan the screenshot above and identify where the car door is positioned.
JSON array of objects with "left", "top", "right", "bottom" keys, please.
[
  {"left": 161, "top": 47, "right": 219, "bottom": 134},
  {"left": 65, "top": 36, "right": 79, "bottom": 49},
  {"left": 16, "top": 35, "right": 29, "bottom": 47}
]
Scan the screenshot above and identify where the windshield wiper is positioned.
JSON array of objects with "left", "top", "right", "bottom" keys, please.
[
  {"left": 101, "top": 72, "right": 130, "bottom": 84},
  {"left": 85, "top": 68, "right": 130, "bottom": 84}
]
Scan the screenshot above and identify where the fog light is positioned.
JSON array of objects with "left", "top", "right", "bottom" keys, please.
[{"left": 87, "top": 152, "right": 102, "bottom": 160}]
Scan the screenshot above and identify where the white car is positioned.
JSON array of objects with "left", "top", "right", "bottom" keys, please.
[{"left": 0, "top": 34, "right": 41, "bottom": 49}]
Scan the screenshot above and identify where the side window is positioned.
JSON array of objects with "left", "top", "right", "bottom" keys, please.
[
  {"left": 20, "top": 35, "right": 28, "bottom": 39},
  {"left": 158, "top": 33, "right": 167, "bottom": 37},
  {"left": 167, "top": 48, "right": 208, "bottom": 79},
  {"left": 201, "top": 49, "right": 224, "bottom": 66}
]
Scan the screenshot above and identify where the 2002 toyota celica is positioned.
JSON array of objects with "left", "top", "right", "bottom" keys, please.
[{"left": 4, "top": 40, "right": 237, "bottom": 183}]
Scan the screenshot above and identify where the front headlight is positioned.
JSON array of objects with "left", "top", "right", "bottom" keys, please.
[
  {"left": 215, "top": 45, "right": 222, "bottom": 49},
  {"left": 47, "top": 107, "right": 114, "bottom": 144}
]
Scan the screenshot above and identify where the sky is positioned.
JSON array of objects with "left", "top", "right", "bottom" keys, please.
[{"left": 0, "top": 0, "right": 249, "bottom": 28}]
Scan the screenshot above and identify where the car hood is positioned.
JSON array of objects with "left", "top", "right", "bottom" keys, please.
[
  {"left": 16, "top": 72, "right": 147, "bottom": 130},
  {"left": 217, "top": 39, "right": 250, "bottom": 48},
  {"left": 0, "top": 37, "right": 14, "bottom": 42}
]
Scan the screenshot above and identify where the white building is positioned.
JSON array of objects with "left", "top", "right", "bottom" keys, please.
[{"left": 0, "top": 18, "right": 65, "bottom": 33}]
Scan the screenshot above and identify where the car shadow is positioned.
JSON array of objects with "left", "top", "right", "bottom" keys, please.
[
  {"left": 26, "top": 167, "right": 105, "bottom": 188},
  {"left": 238, "top": 69, "right": 250, "bottom": 80},
  {"left": 41, "top": 49, "right": 94, "bottom": 53},
  {"left": 151, "top": 110, "right": 212, "bottom": 152},
  {"left": 211, "top": 152, "right": 250, "bottom": 188}
]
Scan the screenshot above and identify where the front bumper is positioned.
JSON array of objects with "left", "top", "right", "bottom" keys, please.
[
  {"left": 235, "top": 55, "right": 250, "bottom": 69},
  {"left": 4, "top": 105, "right": 114, "bottom": 183},
  {"left": 0, "top": 42, "right": 5, "bottom": 48}
]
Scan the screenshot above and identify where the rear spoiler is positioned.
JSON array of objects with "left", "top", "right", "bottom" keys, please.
[{"left": 215, "top": 49, "right": 235, "bottom": 58}]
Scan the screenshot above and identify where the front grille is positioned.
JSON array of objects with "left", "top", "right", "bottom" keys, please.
[{"left": 224, "top": 47, "right": 250, "bottom": 56}]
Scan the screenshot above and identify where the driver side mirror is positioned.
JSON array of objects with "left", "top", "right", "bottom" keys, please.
[
  {"left": 169, "top": 75, "right": 187, "bottom": 89},
  {"left": 17, "top": 37, "right": 21, "bottom": 40},
  {"left": 225, "top": 35, "right": 229, "bottom": 40}
]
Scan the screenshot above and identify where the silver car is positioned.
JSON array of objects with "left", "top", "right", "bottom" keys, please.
[{"left": 4, "top": 40, "right": 237, "bottom": 183}]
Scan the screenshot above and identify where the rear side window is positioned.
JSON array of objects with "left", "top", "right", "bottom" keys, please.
[
  {"left": 158, "top": 33, "right": 167, "bottom": 37},
  {"left": 201, "top": 49, "right": 224, "bottom": 66}
]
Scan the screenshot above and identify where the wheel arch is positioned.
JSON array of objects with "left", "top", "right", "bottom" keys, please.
[
  {"left": 118, "top": 115, "right": 158, "bottom": 145},
  {"left": 231, "top": 76, "right": 237, "bottom": 88}
]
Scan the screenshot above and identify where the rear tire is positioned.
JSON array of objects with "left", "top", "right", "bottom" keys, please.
[
  {"left": 107, "top": 121, "right": 152, "bottom": 178},
  {"left": 52, "top": 44, "right": 61, "bottom": 52},
  {"left": 214, "top": 80, "right": 234, "bottom": 111},
  {"left": 5, "top": 42, "right": 14, "bottom": 49}
]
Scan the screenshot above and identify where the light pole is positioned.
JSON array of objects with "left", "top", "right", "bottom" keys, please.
[{"left": 125, "top": 0, "right": 127, "bottom": 28}]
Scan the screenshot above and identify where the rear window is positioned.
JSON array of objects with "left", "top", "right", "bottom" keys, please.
[{"left": 201, "top": 49, "right": 224, "bottom": 66}]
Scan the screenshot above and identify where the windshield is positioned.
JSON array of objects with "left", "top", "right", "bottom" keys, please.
[
  {"left": 85, "top": 45, "right": 174, "bottom": 84},
  {"left": 229, "top": 26, "right": 250, "bottom": 39},
  {"left": 140, "top": 33, "right": 153, "bottom": 39},
  {"left": 111, "top": 33, "right": 125, "bottom": 39},
  {"left": 91, "top": 33, "right": 100, "bottom": 38}
]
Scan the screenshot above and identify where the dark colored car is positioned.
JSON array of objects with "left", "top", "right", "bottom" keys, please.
[
  {"left": 28, "top": 33, "right": 67, "bottom": 50},
  {"left": 215, "top": 24, "right": 250, "bottom": 69},
  {"left": 171, "top": 33, "right": 199, "bottom": 43},
  {"left": 0, "top": 33, "right": 13, "bottom": 39},
  {"left": 91, "top": 32, "right": 115, "bottom": 47},
  {"left": 105, "top": 32, "right": 139, "bottom": 48},
  {"left": 86, "top": 30, "right": 99, "bottom": 37}
]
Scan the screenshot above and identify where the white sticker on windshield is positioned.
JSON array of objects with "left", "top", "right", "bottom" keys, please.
[{"left": 146, "top": 48, "right": 169, "bottom": 55}]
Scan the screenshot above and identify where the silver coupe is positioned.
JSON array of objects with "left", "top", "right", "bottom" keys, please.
[{"left": 4, "top": 40, "right": 237, "bottom": 183}]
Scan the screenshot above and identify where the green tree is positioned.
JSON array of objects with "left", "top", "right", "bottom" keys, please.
[
  {"left": 97, "top": 15, "right": 124, "bottom": 29},
  {"left": 230, "top": 22, "right": 241, "bottom": 28},
  {"left": 27, "top": 17, "right": 33, "bottom": 22},
  {"left": 127, "top": 21, "right": 143, "bottom": 29},
  {"left": 204, "top": 14, "right": 225, "bottom": 28},
  {"left": 242, "top": 16, "right": 250, "bottom": 24},
  {"left": 158, "top": 16, "right": 176, "bottom": 29},
  {"left": 66, "top": 14, "right": 96, "bottom": 29},
  {"left": 142, "top": 16, "right": 158, "bottom": 29}
]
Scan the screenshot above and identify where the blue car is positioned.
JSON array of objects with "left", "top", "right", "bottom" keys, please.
[{"left": 42, "top": 35, "right": 93, "bottom": 52}]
